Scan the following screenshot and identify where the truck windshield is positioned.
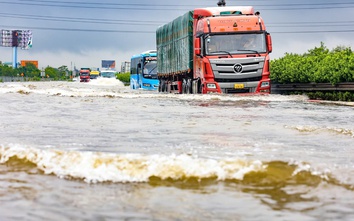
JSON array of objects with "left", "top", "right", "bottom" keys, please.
[
  {"left": 205, "top": 33, "right": 267, "bottom": 55},
  {"left": 143, "top": 60, "right": 157, "bottom": 79}
]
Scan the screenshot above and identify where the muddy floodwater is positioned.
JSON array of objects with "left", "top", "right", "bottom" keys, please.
[{"left": 0, "top": 80, "right": 354, "bottom": 221}]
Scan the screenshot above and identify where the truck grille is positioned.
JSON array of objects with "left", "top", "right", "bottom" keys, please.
[
  {"left": 215, "top": 76, "right": 262, "bottom": 82},
  {"left": 209, "top": 57, "right": 265, "bottom": 82}
]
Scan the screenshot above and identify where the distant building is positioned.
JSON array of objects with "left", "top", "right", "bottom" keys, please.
[
  {"left": 121, "top": 61, "right": 130, "bottom": 73},
  {"left": 21, "top": 60, "right": 38, "bottom": 68}
]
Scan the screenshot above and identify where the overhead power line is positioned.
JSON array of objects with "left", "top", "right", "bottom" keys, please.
[
  {"left": 4, "top": 0, "right": 202, "bottom": 7},
  {"left": 1, "top": 1, "right": 354, "bottom": 34},
  {"left": 0, "top": 1, "right": 193, "bottom": 11},
  {"left": 272, "top": 30, "right": 354, "bottom": 34},
  {"left": 1, "top": 24, "right": 354, "bottom": 34},
  {"left": 1, "top": 12, "right": 354, "bottom": 28},
  {"left": 1, "top": 1, "right": 354, "bottom": 11},
  {"left": 0, "top": 13, "right": 165, "bottom": 26},
  {"left": 0, "top": 24, "right": 156, "bottom": 33},
  {"left": 8, "top": 0, "right": 354, "bottom": 7}
]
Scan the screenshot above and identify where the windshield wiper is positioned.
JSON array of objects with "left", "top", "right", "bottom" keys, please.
[
  {"left": 237, "top": 49, "right": 261, "bottom": 56},
  {"left": 149, "top": 66, "right": 157, "bottom": 74},
  {"left": 210, "top": 51, "right": 233, "bottom": 58}
]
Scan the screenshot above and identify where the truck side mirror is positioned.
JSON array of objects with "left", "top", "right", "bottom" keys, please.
[
  {"left": 195, "top": 37, "right": 201, "bottom": 55},
  {"left": 266, "top": 33, "right": 272, "bottom": 53}
]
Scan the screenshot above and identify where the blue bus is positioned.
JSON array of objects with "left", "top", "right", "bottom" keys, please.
[{"left": 130, "top": 50, "right": 158, "bottom": 90}]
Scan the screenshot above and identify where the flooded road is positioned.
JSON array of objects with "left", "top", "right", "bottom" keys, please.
[{"left": 0, "top": 80, "right": 354, "bottom": 220}]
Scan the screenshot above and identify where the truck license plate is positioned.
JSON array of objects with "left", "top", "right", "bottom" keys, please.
[{"left": 234, "top": 84, "right": 244, "bottom": 89}]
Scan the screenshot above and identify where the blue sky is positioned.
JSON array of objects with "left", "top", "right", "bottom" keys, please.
[{"left": 0, "top": 0, "right": 353, "bottom": 70}]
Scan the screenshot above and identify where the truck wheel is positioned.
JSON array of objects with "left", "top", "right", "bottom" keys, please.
[
  {"left": 182, "top": 79, "right": 187, "bottom": 94},
  {"left": 166, "top": 81, "right": 170, "bottom": 93},
  {"left": 186, "top": 78, "right": 192, "bottom": 94},
  {"left": 160, "top": 80, "right": 166, "bottom": 92},
  {"left": 198, "top": 80, "right": 203, "bottom": 94},
  {"left": 192, "top": 80, "right": 197, "bottom": 94}
]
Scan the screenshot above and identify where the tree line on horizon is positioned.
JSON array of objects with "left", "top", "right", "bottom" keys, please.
[{"left": 0, "top": 63, "right": 71, "bottom": 81}]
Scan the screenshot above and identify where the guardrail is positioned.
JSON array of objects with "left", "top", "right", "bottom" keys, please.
[{"left": 271, "top": 82, "right": 354, "bottom": 94}]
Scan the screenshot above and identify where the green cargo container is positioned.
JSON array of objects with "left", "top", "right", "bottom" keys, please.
[{"left": 156, "top": 11, "right": 194, "bottom": 76}]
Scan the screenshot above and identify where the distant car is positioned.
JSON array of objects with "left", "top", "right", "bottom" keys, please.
[{"left": 100, "top": 70, "right": 116, "bottom": 78}]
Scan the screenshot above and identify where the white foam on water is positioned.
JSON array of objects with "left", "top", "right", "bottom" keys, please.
[
  {"left": 0, "top": 81, "right": 310, "bottom": 103},
  {"left": 0, "top": 144, "right": 267, "bottom": 183}
]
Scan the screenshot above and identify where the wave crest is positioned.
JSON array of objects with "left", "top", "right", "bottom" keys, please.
[
  {"left": 1, "top": 145, "right": 345, "bottom": 189},
  {"left": 0, "top": 145, "right": 267, "bottom": 183}
]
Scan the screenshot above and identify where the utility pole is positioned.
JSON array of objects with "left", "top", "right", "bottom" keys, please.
[
  {"left": 12, "top": 30, "right": 19, "bottom": 68},
  {"left": 217, "top": 0, "right": 226, "bottom": 7}
]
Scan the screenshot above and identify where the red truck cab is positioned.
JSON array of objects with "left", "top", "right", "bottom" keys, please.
[
  {"left": 193, "top": 7, "right": 272, "bottom": 94},
  {"left": 80, "top": 69, "right": 91, "bottom": 82},
  {"left": 156, "top": 6, "right": 273, "bottom": 94}
]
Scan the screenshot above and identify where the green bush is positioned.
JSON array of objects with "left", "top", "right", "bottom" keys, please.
[
  {"left": 116, "top": 72, "right": 130, "bottom": 84},
  {"left": 32, "top": 76, "right": 41, "bottom": 81},
  {"left": 271, "top": 43, "right": 354, "bottom": 101},
  {"left": 271, "top": 42, "right": 354, "bottom": 85}
]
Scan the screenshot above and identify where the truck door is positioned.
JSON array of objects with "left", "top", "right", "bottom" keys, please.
[{"left": 136, "top": 63, "right": 141, "bottom": 89}]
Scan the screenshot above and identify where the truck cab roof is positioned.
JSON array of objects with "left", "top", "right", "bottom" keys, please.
[{"left": 193, "top": 6, "right": 255, "bottom": 18}]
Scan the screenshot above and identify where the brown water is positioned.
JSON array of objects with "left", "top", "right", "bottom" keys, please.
[{"left": 1, "top": 80, "right": 354, "bottom": 221}]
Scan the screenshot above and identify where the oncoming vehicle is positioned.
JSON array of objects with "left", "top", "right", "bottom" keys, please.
[
  {"left": 100, "top": 70, "right": 116, "bottom": 78},
  {"left": 130, "top": 50, "right": 158, "bottom": 90},
  {"left": 156, "top": 6, "right": 272, "bottom": 94},
  {"left": 90, "top": 70, "right": 100, "bottom": 79},
  {"left": 79, "top": 68, "right": 91, "bottom": 82}
]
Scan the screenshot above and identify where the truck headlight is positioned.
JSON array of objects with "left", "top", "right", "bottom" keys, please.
[
  {"left": 206, "top": 83, "right": 216, "bottom": 89},
  {"left": 260, "top": 82, "right": 269, "bottom": 88}
]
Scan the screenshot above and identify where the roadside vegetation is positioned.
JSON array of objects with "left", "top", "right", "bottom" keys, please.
[
  {"left": 116, "top": 72, "right": 130, "bottom": 85},
  {"left": 270, "top": 42, "right": 354, "bottom": 101},
  {"left": 0, "top": 63, "right": 72, "bottom": 81},
  {"left": 0, "top": 63, "right": 131, "bottom": 84},
  {"left": 271, "top": 42, "right": 354, "bottom": 84}
]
